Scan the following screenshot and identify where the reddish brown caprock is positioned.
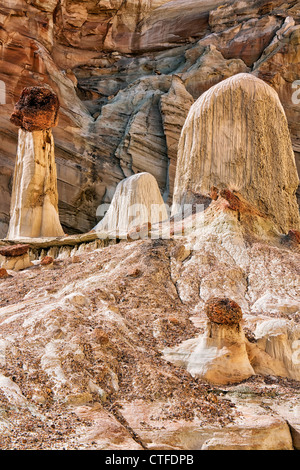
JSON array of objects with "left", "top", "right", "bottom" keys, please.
[
  {"left": 219, "top": 189, "right": 243, "bottom": 211},
  {"left": 204, "top": 297, "right": 243, "bottom": 326},
  {"left": 0, "top": 244, "right": 30, "bottom": 258},
  {"left": 10, "top": 86, "right": 59, "bottom": 131},
  {"left": 288, "top": 229, "right": 300, "bottom": 245},
  {"left": 0, "top": 268, "right": 9, "bottom": 278}
]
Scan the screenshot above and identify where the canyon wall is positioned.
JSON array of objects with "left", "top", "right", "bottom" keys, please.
[{"left": 0, "top": 0, "right": 299, "bottom": 236}]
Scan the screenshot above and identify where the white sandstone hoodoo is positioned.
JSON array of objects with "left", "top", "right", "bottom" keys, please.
[
  {"left": 94, "top": 172, "right": 168, "bottom": 238},
  {"left": 164, "top": 297, "right": 255, "bottom": 385},
  {"left": 7, "top": 87, "right": 64, "bottom": 239},
  {"left": 172, "top": 73, "right": 300, "bottom": 233}
]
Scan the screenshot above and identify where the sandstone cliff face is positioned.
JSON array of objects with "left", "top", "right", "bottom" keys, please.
[{"left": 0, "top": 1, "right": 300, "bottom": 236}]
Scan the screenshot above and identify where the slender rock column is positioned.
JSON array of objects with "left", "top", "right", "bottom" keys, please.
[{"left": 7, "top": 87, "right": 64, "bottom": 239}]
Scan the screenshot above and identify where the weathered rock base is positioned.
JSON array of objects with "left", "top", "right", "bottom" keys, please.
[{"left": 1, "top": 253, "right": 33, "bottom": 272}]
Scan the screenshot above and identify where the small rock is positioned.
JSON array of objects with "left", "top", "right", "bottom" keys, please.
[
  {"left": 170, "top": 244, "right": 191, "bottom": 262},
  {"left": 126, "top": 267, "right": 142, "bottom": 278},
  {"left": 127, "top": 222, "right": 152, "bottom": 241},
  {"left": 65, "top": 292, "right": 88, "bottom": 307},
  {"left": 92, "top": 328, "right": 110, "bottom": 346},
  {"left": 0, "top": 268, "right": 9, "bottom": 279},
  {"left": 41, "top": 256, "right": 54, "bottom": 266},
  {"left": 287, "top": 229, "right": 300, "bottom": 245},
  {"left": 65, "top": 393, "right": 93, "bottom": 405},
  {"left": 210, "top": 186, "right": 219, "bottom": 201}
]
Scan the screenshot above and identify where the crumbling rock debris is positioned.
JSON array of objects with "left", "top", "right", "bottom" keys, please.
[
  {"left": 204, "top": 297, "right": 243, "bottom": 326},
  {"left": 94, "top": 173, "right": 167, "bottom": 238},
  {"left": 10, "top": 87, "right": 60, "bottom": 132},
  {"left": 127, "top": 223, "right": 152, "bottom": 242}
]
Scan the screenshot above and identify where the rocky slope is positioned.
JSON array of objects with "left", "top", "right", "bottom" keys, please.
[
  {"left": 0, "top": 0, "right": 300, "bottom": 236},
  {"left": 0, "top": 193, "right": 299, "bottom": 450}
]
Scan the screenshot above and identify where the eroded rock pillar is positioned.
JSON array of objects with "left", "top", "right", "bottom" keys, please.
[{"left": 7, "top": 87, "right": 64, "bottom": 239}]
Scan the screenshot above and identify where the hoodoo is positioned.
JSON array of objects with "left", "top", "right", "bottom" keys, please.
[
  {"left": 7, "top": 87, "right": 64, "bottom": 240},
  {"left": 94, "top": 172, "right": 168, "bottom": 239},
  {"left": 172, "top": 73, "right": 300, "bottom": 233},
  {"left": 164, "top": 298, "right": 255, "bottom": 386}
]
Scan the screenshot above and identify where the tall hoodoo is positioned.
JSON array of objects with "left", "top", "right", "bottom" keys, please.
[
  {"left": 7, "top": 87, "right": 64, "bottom": 239},
  {"left": 172, "top": 73, "right": 300, "bottom": 233}
]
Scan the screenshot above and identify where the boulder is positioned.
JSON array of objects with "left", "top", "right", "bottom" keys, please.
[
  {"left": 172, "top": 73, "right": 300, "bottom": 233},
  {"left": 204, "top": 297, "right": 243, "bottom": 325}
]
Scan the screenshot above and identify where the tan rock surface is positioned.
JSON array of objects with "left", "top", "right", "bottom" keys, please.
[{"left": 160, "top": 76, "right": 194, "bottom": 200}]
